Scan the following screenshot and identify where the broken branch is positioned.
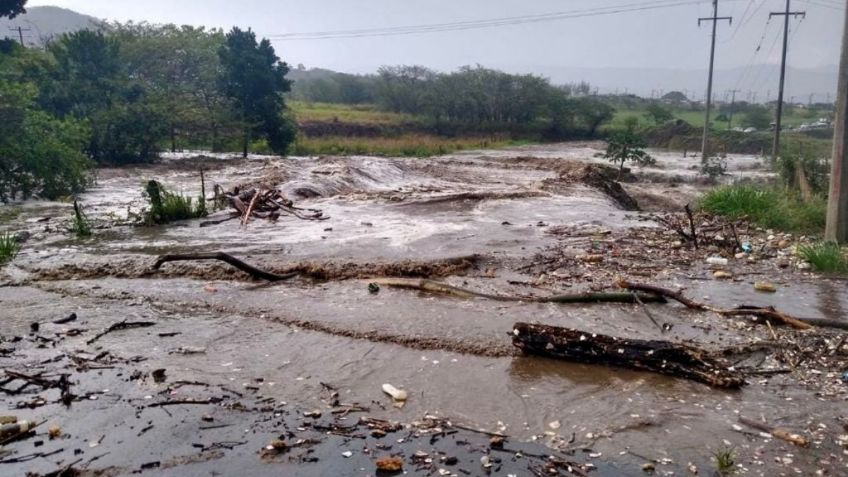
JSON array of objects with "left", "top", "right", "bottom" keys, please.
[{"left": 153, "top": 252, "right": 299, "bottom": 282}]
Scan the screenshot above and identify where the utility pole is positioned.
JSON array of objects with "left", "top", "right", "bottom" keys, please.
[
  {"left": 770, "top": 0, "right": 806, "bottom": 159},
  {"left": 727, "top": 89, "right": 740, "bottom": 130},
  {"left": 699, "top": 0, "right": 732, "bottom": 162},
  {"left": 8, "top": 26, "right": 30, "bottom": 47},
  {"left": 826, "top": 3, "right": 848, "bottom": 243}
]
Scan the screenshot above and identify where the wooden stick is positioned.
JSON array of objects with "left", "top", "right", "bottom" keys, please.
[
  {"left": 153, "top": 252, "right": 299, "bottom": 282},
  {"left": 370, "top": 278, "right": 667, "bottom": 305},
  {"left": 241, "top": 188, "right": 261, "bottom": 226},
  {"left": 87, "top": 321, "right": 156, "bottom": 345},
  {"left": 738, "top": 416, "right": 808, "bottom": 447},
  {"left": 616, "top": 279, "right": 813, "bottom": 330}
]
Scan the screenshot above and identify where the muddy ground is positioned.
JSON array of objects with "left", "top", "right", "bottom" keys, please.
[{"left": 0, "top": 142, "right": 846, "bottom": 476}]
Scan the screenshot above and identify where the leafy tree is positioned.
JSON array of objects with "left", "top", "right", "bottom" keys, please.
[
  {"left": 0, "top": 81, "right": 91, "bottom": 201},
  {"left": 573, "top": 97, "right": 615, "bottom": 137},
  {"left": 661, "top": 91, "right": 688, "bottom": 103},
  {"left": 40, "top": 30, "right": 167, "bottom": 164},
  {"left": 114, "top": 23, "right": 228, "bottom": 151},
  {"left": 742, "top": 105, "right": 772, "bottom": 130},
  {"left": 599, "top": 118, "right": 654, "bottom": 179},
  {"left": 0, "top": 0, "right": 26, "bottom": 19},
  {"left": 644, "top": 103, "right": 673, "bottom": 125},
  {"left": 218, "top": 27, "right": 295, "bottom": 157}
]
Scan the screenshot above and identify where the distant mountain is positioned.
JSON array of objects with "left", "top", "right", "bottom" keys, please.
[{"left": 0, "top": 6, "right": 100, "bottom": 47}]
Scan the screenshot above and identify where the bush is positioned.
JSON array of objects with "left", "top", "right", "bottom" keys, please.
[
  {"left": 797, "top": 242, "right": 848, "bottom": 273},
  {"left": 69, "top": 200, "right": 92, "bottom": 237},
  {"left": 143, "top": 180, "right": 208, "bottom": 225},
  {"left": 699, "top": 185, "right": 826, "bottom": 234}
]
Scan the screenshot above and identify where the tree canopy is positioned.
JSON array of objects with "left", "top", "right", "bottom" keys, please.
[{"left": 0, "top": 0, "right": 26, "bottom": 19}]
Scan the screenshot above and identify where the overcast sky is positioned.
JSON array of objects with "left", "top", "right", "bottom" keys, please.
[{"left": 27, "top": 0, "right": 844, "bottom": 75}]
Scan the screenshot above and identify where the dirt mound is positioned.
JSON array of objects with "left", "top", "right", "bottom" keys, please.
[{"left": 544, "top": 161, "right": 640, "bottom": 210}]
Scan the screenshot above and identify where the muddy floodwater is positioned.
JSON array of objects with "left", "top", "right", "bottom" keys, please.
[{"left": 1, "top": 142, "right": 846, "bottom": 476}]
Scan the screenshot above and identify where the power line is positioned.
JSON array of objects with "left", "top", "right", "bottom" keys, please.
[
  {"left": 698, "top": 0, "right": 733, "bottom": 160},
  {"left": 264, "top": 0, "right": 744, "bottom": 41},
  {"left": 770, "top": 0, "right": 806, "bottom": 159}
]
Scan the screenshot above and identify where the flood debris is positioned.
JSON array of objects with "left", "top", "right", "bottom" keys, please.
[
  {"left": 371, "top": 278, "right": 666, "bottom": 305},
  {"left": 511, "top": 322, "right": 747, "bottom": 388},
  {"left": 86, "top": 320, "right": 156, "bottom": 345},
  {"left": 210, "top": 186, "right": 328, "bottom": 227},
  {"left": 153, "top": 251, "right": 300, "bottom": 282},
  {"left": 738, "top": 416, "right": 809, "bottom": 447}
]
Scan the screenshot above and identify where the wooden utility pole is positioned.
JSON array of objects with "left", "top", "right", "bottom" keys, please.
[
  {"left": 8, "top": 26, "right": 30, "bottom": 46},
  {"left": 727, "top": 89, "right": 740, "bottom": 130},
  {"left": 699, "top": 0, "right": 732, "bottom": 162},
  {"left": 826, "top": 3, "right": 848, "bottom": 243},
  {"left": 770, "top": 1, "right": 805, "bottom": 159}
]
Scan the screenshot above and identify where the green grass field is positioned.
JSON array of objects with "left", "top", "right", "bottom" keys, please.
[
  {"left": 611, "top": 106, "right": 827, "bottom": 131},
  {"left": 291, "top": 134, "right": 524, "bottom": 157},
  {"left": 289, "top": 101, "right": 419, "bottom": 125}
]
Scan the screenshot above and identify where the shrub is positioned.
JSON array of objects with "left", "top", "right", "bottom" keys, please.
[
  {"left": 798, "top": 242, "right": 848, "bottom": 273},
  {"left": 69, "top": 200, "right": 92, "bottom": 237},
  {"left": 142, "top": 180, "right": 208, "bottom": 225}
]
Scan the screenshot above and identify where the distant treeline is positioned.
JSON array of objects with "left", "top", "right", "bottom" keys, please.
[
  {"left": 290, "top": 66, "right": 614, "bottom": 138},
  {"left": 0, "top": 23, "right": 295, "bottom": 201}
]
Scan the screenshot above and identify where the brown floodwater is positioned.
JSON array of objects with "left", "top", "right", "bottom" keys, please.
[{"left": 0, "top": 143, "right": 845, "bottom": 476}]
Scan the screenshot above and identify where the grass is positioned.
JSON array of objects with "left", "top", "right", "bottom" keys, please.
[
  {"left": 712, "top": 446, "right": 736, "bottom": 476},
  {"left": 290, "top": 134, "right": 523, "bottom": 157},
  {"left": 70, "top": 201, "right": 92, "bottom": 238},
  {"left": 699, "top": 184, "right": 826, "bottom": 234},
  {"left": 611, "top": 106, "right": 827, "bottom": 132},
  {"left": 0, "top": 232, "right": 20, "bottom": 265},
  {"left": 289, "top": 101, "right": 419, "bottom": 125},
  {"left": 798, "top": 242, "right": 848, "bottom": 273}
]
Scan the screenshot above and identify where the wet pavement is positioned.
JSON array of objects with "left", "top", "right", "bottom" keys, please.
[{"left": 0, "top": 143, "right": 846, "bottom": 476}]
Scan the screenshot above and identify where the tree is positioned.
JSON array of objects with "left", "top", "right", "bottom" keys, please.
[
  {"left": 573, "top": 97, "right": 615, "bottom": 137},
  {"left": 599, "top": 118, "right": 654, "bottom": 179},
  {"left": 218, "top": 27, "right": 295, "bottom": 157},
  {"left": 742, "top": 105, "right": 771, "bottom": 130},
  {"left": 40, "top": 30, "right": 168, "bottom": 164},
  {"left": 662, "top": 91, "right": 688, "bottom": 103},
  {"left": 644, "top": 103, "right": 673, "bottom": 125},
  {"left": 0, "top": 81, "right": 91, "bottom": 201},
  {"left": 0, "top": 0, "right": 26, "bottom": 19}
]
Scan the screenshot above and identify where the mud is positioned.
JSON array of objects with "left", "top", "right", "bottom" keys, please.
[{"left": 1, "top": 143, "right": 846, "bottom": 476}]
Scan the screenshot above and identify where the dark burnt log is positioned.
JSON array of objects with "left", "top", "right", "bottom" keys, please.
[
  {"left": 153, "top": 252, "right": 299, "bottom": 282},
  {"left": 511, "top": 322, "right": 746, "bottom": 388}
]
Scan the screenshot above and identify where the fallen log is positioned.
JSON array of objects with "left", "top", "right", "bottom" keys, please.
[
  {"left": 371, "top": 278, "right": 667, "bottom": 305},
  {"left": 616, "top": 279, "right": 813, "bottom": 330},
  {"left": 153, "top": 252, "right": 299, "bottom": 282},
  {"left": 512, "top": 322, "right": 746, "bottom": 388},
  {"left": 738, "top": 416, "right": 808, "bottom": 447}
]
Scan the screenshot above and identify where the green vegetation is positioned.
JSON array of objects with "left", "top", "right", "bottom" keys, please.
[
  {"left": 597, "top": 118, "right": 654, "bottom": 178},
  {"left": 700, "top": 185, "right": 826, "bottom": 234},
  {"left": 291, "top": 65, "right": 616, "bottom": 140},
  {"left": 291, "top": 134, "right": 521, "bottom": 157},
  {"left": 0, "top": 0, "right": 26, "bottom": 19},
  {"left": 798, "top": 242, "right": 848, "bottom": 273},
  {"left": 70, "top": 200, "right": 92, "bottom": 237},
  {"left": 290, "top": 101, "right": 417, "bottom": 125},
  {"left": 143, "top": 180, "right": 207, "bottom": 225},
  {"left": 712, "top": 445, "right": 736, "bottom": 476},
  {"left": 0, "top": 232, "right": 20, "bottom": 265},
  {"left": 0, "top": 19, "right": 296, "bottom": 199}
]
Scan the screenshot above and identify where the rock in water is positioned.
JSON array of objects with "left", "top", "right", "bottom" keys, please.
[{"left": 382, "top": 383, "right": 407, "bottom": 402}]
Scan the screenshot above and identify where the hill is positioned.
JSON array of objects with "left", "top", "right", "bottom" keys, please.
[{"left": 0, "top": 6, "right": 99, "bottom": 46}]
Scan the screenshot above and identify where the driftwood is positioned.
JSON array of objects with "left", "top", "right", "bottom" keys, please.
[
  {"left": 371, "top": 278, "right": 667, "bottom": 305},
  {"left": 87, "top": 321, "right": 156, "bottom": 345},
  {"left": 738, "top": 416, "right": 808, "bottom": 447},
  {"left": 512, "top": 322, "right": 746, "bottom": 388},
  {"left": 616, "top": 279, "right": 814, "bottom": 330},
  {"left": 153, "top": 252, "right": 299, "bottom": 282},
  {"left": 221, "top": 187, "right": 327, "bottom": 224}
]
